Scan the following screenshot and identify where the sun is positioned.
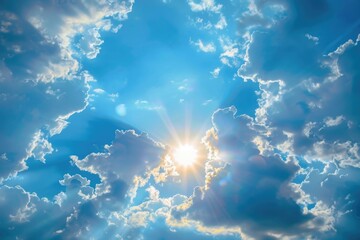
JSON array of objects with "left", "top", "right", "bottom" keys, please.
[{"left": 173, "top": 144, "right": 198, "bottom": 167}]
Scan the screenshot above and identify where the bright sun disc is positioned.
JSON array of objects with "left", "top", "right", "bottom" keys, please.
[{"left": 174, "top": 144, "right": 198, "bottom": 167}]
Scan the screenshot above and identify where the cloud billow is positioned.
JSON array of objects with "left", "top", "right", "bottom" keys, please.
[
  {"left": 176, "top": 107, "right": 324, "bottom": 239},
  {"left": 0, "top": 0, "right": 134, "bottom": 181},
  {"left": 0, "top": 0, "right": 360, "bottom": 239}
]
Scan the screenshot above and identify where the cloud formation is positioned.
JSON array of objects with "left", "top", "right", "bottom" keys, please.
[
  {"left": 0, "top": 0, "right": 134, "bottom": 181},
  {"left": 0, "top": 0, "right": 359, "bottom": 239},
  {"left": 172, "top": 107, "right": 331, "bottom": 239}
]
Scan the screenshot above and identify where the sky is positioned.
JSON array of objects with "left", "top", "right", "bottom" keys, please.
[{"left": 0, "top": 0, "right": 359, "bottom": 239}]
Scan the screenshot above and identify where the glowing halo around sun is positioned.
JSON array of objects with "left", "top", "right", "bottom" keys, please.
[{"left": 173, "top": 144, "right": 198, "bottom": 167}]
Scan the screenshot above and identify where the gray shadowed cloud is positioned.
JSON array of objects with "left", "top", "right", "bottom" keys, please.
[{"left": 173, "top": 107, "right": 332, "bottom": 239}]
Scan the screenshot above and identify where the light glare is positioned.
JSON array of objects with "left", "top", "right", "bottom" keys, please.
[{"left": 174, "top": 144, "right": 198, "bottom": 167}]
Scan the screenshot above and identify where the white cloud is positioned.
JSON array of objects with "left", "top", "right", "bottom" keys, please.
[
  {"left": 218, "top": 37, "right": 240, "bottom": 67},
  {"left": 173, "top": 107, "right": 327, "bottom": 239},
  {"left": 191, "top": 39, "right": 216, "bottom": 53},
  {"left": 0, "top": 0, "right": 134, "bottom": 181},
  {"left": 93, "top": 88, "right": 105, "bottom": 94},
  {"left": 59, "top": 173, "right": 90, "bottom": 187},
  {"left": 229, "top": 2, "right": 360, "bottom": 235},
  {"left": 211, "top": 67, "right": 221, "bottom": 78},
  {"left": 177, "top": 79, "right": 194, "bottom": 93},
  {"left": 134, "top": 100, "right": 162, "bottom": 111},
  {"left": 72, "top": 130, "right": 164, "bottom": 185},
  {"left": 214, "top": 15, "right": 227, "bottom": 29},
  {"left": 77, "top": 27, "right": 104, "bottom": 59},
  {"left": 27, "top": 131, "right": 54, "bottom": 163},
  {"left": 188, "top": 0, "right": 222, "bottom": 13},
  {"left": 202, "top": 99, "right": 213, "bottom": 106},
  {"left": 305, "top": 33, "right": 319, "bottom": 44},
  {"left": 247, "top": 0, "right": 262, "bottom": 16},
  {"left": 254, "top": 35, "right": 360, "bottom": 168},
  {"left": 221, "top": 47, "right": 238, "bottom": 58},
  {"left": 1, "top": 1, "right": 359, "bottom": 239},
  {"left": 324, "top": 115, "right": 345, "bottom": 127},
  {"left": 0, "top": 185, "right": 64, "bottom": 239},
  {"left": 55, "top": 173, "right": 95, "bottom": 210}
]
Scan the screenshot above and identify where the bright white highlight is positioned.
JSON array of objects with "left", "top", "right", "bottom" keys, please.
[{"left": 174, "top": 144, "right": 198, "bottom": 167}]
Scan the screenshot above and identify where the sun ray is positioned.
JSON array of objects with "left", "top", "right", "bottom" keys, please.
[{"left": 156, "top": 107, "right": 182, "bottom": 144}]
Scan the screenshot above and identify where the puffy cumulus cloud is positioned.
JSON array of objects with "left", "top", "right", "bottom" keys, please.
[
  {"left": 1, "top": 1, "right": 359, "bottom": 239},
  {"left": 0, "top": 127, "right": 214, "bottom": 239},
  {"left": 0, "top": 0, "right": 134, "bottom": 181},
  {"left": 230, "top": 0, "right": 360, "bottom": 238},
  {"left": 54, "top": 131, "right": 167, "bottom": 239},
  {"left": 172, "top": 107, "right": 333, "bottom": 239},
  {"left": 72, "top": 130, "right": 165, "bottom": 209},
  {"left": 229, "top": 0, "right": 360, "bottom": 176},
  {"left": 254, "top": 35, "right": 360, "bottom": 169},
  {"left": 239, "top": 27, "right": 327, "bottom": 85},
  {"left": 238, "top": 0, "right": 359, "bottom": 84},
  {"left": 55, "top": 127, "right": 227, "bottom": 239},
  {"left": 134, "top": 218, "right": 242, "bottom": 240},
  {"left": 298, "top": 164, "right": 360, "bottom": 239},
  {"left": 0, "top": 185, "right": 64, "bottom": 240},
  {"left": 239, "top": 28, "right": 329, "bottom": 85},
  {"left": 55, "top": 174, "right": 95, "bottom": 211},
  {"left": 60, "top": 170, "right": 209, "bottom": 239},
  {"left": 57, "top": 200, "right": 119, "bottom": 240},
  {"left": 55, "top": 174, "right": 120, "bottom": 239},
  {"left": 0, "top": 73, "right": 90, "bottom": 182},
  {"left": 59, "top": 173, "right": 90, "bottom": 187},
  {"left": 72, "top": 130, "right": 164, "bottom": 185},
  {"left": 0, "top": 174, "right": 110, "bottom": 239},
  {"left": 115, "top": 183, "right": 243, "bottom": 240},
  {"left": 0, "top": 130, "right": 167, "bottom": 239}
]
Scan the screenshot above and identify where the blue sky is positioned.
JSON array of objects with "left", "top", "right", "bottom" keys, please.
[{"left": 0, "top": 0, "right": 360, "bottom": 239}]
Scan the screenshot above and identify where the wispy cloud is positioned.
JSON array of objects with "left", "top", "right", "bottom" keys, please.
[{"left": 191, "top": 39, "right": 216, "bottom": 53}]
